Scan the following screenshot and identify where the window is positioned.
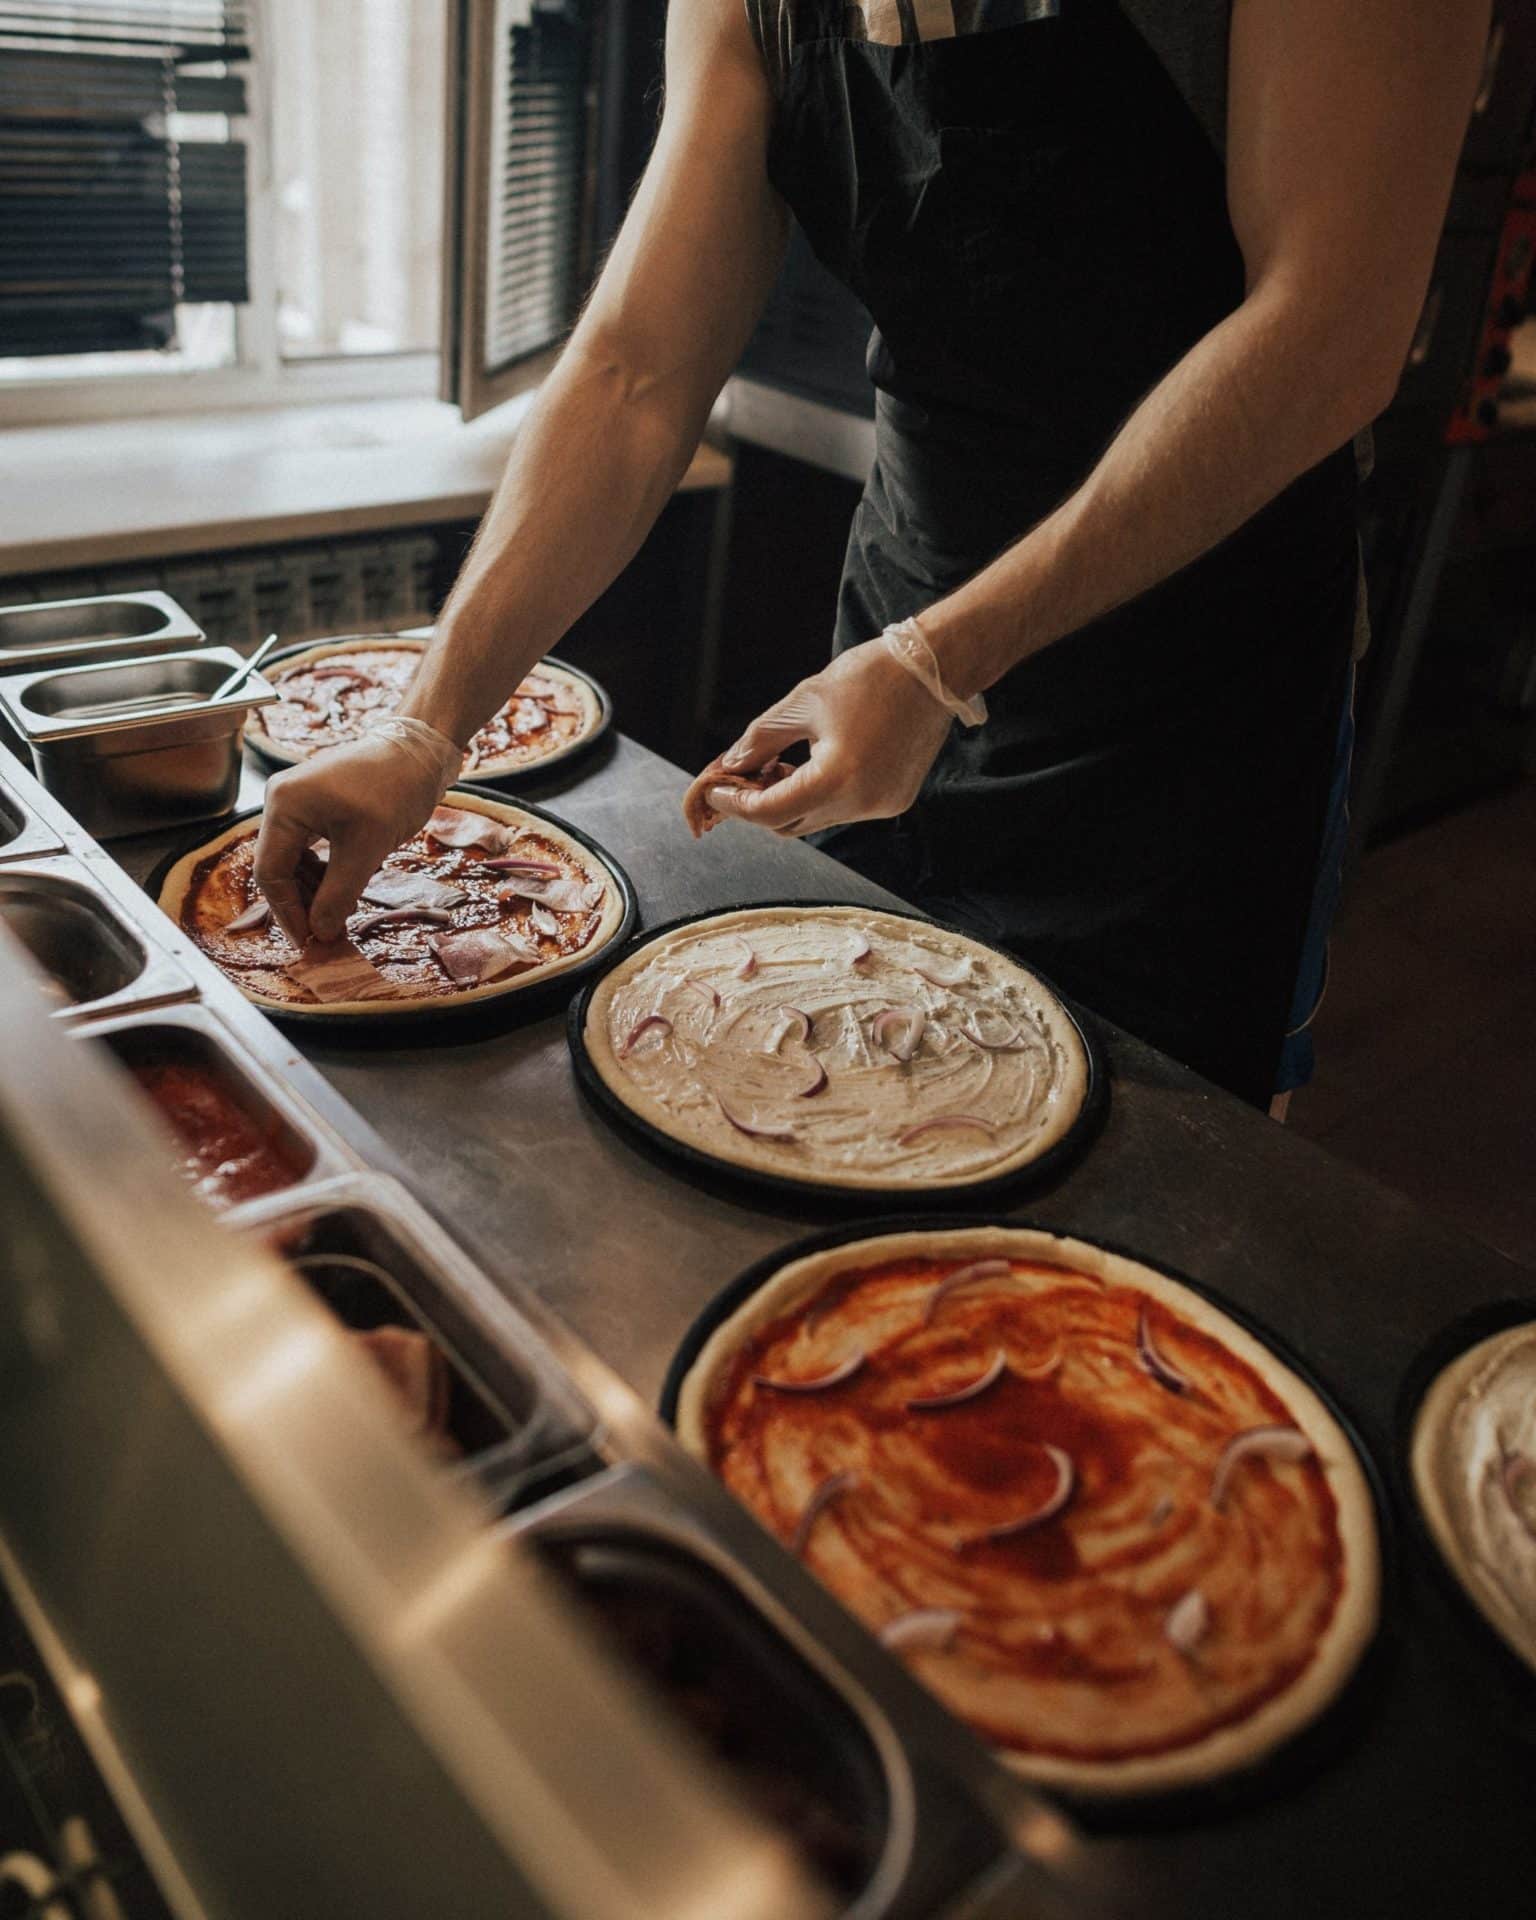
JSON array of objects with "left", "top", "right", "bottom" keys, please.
[{"left": 0, "top": 0, "right": 606, "bottom": 422}]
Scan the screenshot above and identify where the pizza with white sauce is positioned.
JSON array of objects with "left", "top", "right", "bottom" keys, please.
[
  {"left": 1411, "top": 1319, "right": 1536, "bottom": 1676},
  {"left": 675, "top": 1226, "right": 1381, "bottom": 1796},
  {"left": 581, "top": 905, "right": 1092, "bottom": 1193}
]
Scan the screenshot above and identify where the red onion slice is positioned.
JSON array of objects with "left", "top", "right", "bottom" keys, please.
[
  {"left": 1165, "top": 1589, "right": 1210, "bottom": 1655},
  {"left": 897, "top": 1114, "right": 997, "bottom": 1146},
  {"left": 907, "top": 1349, "right": 1008, "bottom": 1411},
  {"left": 716, "top": 1096, "right": 796, "bottom": 1142},
  {"left": 1136, "top": 1303, "right": 1192, "bottom": 1395},
  {"left": 871, "top": 1006, "right": 924, "bottom": 1062},
  {"left": 964, "top": 1446, "right": 1075, "bottom": 1545},
  {"left": 483, "top": 856, "right": 563, "bottom": 878},
  {"left": 1210, "top": 1425, "right": 1314, "bottom": 1510},
  {"left": 529, "top": 904, "right": 560, "bottom": 938},
  {"left": 619, "top": 1014, "right": 672, "bottom": 1059},
  {"left": 1014, "top": 1347, "right": 1063, "bottom": 1382},
  {"left": 797, "top": 1057, "right": 829, "bottom": 1098},
  {"left": 1148, "top": 1493, "right": 1175, "bottom": 1528},
  {"left": 847, "top": 932, "right": 873, "bottom": 967},
  {"left": 731, "top": 936, "right": 758, "bottom": 979},
  {"left": 225, "top": 898, "right": 272, "bottom": 933},
  {"left": 754, "top": 1351, "right": 867, "bottom": 1394},
  {"left": 922, "top": 1258, "right": 1012, "bottom": 1324},
  {"left": 963, "top": 1012, "right": 1027, "bottom": 1051},
  {"left": 767, "top": 1007, "right": 812, "bottom": 1052},
  {"left": 351, "top": 907, "right": 454, "bottom": 938},
  {"left": 879, "top": 1607, "right": 962, "bottom": 1653},
  {"left": 790, "top": 1471, "right": 859, "bottom": 1557},
  {"left": 682, "top": 974, "right": 721, "bottom": 1011}
]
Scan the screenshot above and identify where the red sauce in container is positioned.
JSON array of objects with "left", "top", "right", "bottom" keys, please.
[{"left": 132, "top": 1060, "right": 306, "bottom": 1210}]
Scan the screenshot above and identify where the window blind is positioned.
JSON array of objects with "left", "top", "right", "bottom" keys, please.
[
  {"left": 482, "top": 0, "right": 592, "bottom": 370},
  {"left": 0, "top": 2, "right": 250, "bottom": 357}
]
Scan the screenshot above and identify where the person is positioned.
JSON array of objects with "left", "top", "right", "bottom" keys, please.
[{"left": 256, "top": 0, "right": 1489, "bottom": 1107}]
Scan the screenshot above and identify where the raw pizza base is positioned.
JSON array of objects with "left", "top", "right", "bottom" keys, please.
[
  {"left": 245, "top": 638, "right": 604, "bottom": 779},
  {"left": 157, "top": 792, "right": 627, "bottom": 1018},
  {"left": 582, "top": 905, "right": 1091, "bottom": 1192},
  {"left": 676, "top": 1225, "right": 1381, "bottom": 1797},
  {"left": 1410, "top": 1322, "right": 1536, "bottom": 1676}
]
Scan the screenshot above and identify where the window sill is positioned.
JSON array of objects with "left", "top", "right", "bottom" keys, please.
[{"left": 0, "top": 389, "right": 732, "bottom": 581}]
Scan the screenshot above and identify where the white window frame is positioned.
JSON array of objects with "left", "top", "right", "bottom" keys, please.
[{"left": 0, "top": 0, "right": 444, "bottom": 428}]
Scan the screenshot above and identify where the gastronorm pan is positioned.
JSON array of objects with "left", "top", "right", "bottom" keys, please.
[
  {"left": 0, "top": 589, "right": 203, "bottom": 675},
  {"left": 0, "top": 857, "right": 196, "bottom": 1025},
  {"left": 69, "top": 1002, "right": 360, "bottom": 1215},
  {"left": 0, "top": 768, "right": 65, "bottom": 864},
  {"left": 235, "top": 1172, "right": 602, "bottom": 1509},
  {"left": 0, "top": 646, "right": 277, "bottom": 840}
]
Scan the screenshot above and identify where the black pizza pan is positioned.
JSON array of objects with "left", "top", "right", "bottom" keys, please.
[
  {"left": 244, "top": 636, "right": 614, "bottom": 789},
  {"left": 1394, "top": 1296, "right": 1536, "bottom": 1729},
  {"left": 657, "top": 1213, "right": 1398, "bottom": 1831},
  {"left": 144, "top": 784, "right": 638, "bottom": 1046},
  {"left": 566, "top": 900, "right": 1109, "bottom": 1216}
]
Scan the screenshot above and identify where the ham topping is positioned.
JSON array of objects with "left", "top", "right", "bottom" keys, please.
[
  {"left": 224, "top": 897, "right": 272, "bottom": 933},
  {"left": 430, "top": 926, "right": 541, "bottom": 986},
  {"left": 682, "top": 755, "right": 795, "bottom": 837},
  {"left": 285, "top": 938, "right": 396, "bottom": 1003},
  {"left": 495, "top": 875, "right": 602, "bottom": 913},
  {"left": 352, "top": 1325, "right": 453, "bottom": 1441},
  {"left": 361, "top": 869, "right": 469, "bottom": 913},
  {"left": 426, "top": 804, "right": 510, "bottom": 854}
]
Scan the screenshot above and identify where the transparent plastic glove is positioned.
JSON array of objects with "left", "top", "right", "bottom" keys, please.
[
  {"left": 690, "top": 637, "right": 954, "bottom": 839},
  {"left": 254, "top": 716, "right": 464, "bottom": 944}
]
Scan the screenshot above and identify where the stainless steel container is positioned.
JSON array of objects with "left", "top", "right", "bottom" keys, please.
[
  {"left": 0, "top": 856, "right": 196, "bottom": 1023},
  {"left": 0, "top": 588, "right": 203, "bottom": 674},
  {"left": 0, "top": 768, "right": 65, "bottom": 863},
  {"left": 0, "top": 646, "right": 277, "bottom": 839}
]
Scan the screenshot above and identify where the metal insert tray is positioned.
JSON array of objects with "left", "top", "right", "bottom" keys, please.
[
  {"left": 236, "top": 1172, "right": 603, "bottom": 1510},
  {"left": 0, "top": 768, "right": 65, "bottom": 863},
  {"left": 0, "top": 589, "right": 203, "bottom": 675},
  {"left": 0, "top": 854, "right": 196, "bottom": 1024}
]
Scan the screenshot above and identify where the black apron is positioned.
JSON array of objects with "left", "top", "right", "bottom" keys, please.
[{"left": 754, "top": 0, "right": 1360, "bottom": 1106}]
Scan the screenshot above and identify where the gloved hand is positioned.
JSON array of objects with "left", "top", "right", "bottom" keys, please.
[
  {"left": 695, "top": 636, "right": 955, "bottom": 838},
  {"left": 254, "top": 717, "right": 463, "bottom": 944}
]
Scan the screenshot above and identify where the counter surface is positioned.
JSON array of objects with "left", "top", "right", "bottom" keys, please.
[{"left": 112, "top": 730, "right": 1534, "bottom": 1920}]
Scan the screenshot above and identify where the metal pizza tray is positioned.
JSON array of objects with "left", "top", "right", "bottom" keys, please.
[
  {"left": 656, "top": 1213, "right": 1396, "bottom": 1830},
  {"left": 1395, "top": 1297, "right": 1536, "bottom": 1724},
  {"left": 565, "top": 900, "right": 1108, "bottom": 1214},
  {"left": 143, "top": 784, "right": 640, "bottom": 1044},
  {"left": 244, "top": 636, "right": 615, "bottom": 788}
]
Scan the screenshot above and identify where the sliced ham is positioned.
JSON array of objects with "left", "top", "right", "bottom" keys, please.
[
  {"left": 429, "top": 926, "right": 541, "bottom": 986},
  {"left": 360, "top": 868, "right": 468, "bottom": 913},
  {"left": 425, "top": 804, "right": 509, "bottom": 854},
  {"left": 285, "top": 937, "right": 396, "bottom": 1003},
  {"left": 495, "top": 874, "right": 603, "bottom": 913},
  {"left": 224, "top": 897, "right": 272, "bottom": 933},
  {"left": 682, "top": 756, "right": 795, "bottom": 837},
  {"left": 352, "top": 1325, "right": 453, "bottom": 1440},
  {"left": 294, "top": 845, "right": 327, "bottom": 910}
]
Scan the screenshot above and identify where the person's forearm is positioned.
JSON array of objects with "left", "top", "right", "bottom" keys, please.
[
  {"left": 921, "top": 280, "right": 1386, "bottom": 696},
  {"left": 401, "top": 338, "right": 708, "bottom": 746}
]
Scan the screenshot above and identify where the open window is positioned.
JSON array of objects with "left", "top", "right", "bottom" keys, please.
[{"left": 441, "top": 0, "right": 603, "bottom": 421}]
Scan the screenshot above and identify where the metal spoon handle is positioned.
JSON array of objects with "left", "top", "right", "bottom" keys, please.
[{"left": 211, "top": 631, "right": 280, "bottom": 703}]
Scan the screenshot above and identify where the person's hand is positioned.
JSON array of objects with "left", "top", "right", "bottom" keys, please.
[
  {"left": 692, "top": 637, "right": 954, "bottom": 837},
  {"left": 254, "top": 721, "right": 462, "bottom": 945}
]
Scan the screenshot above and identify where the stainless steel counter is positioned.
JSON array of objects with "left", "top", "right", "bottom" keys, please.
[{"left": 109, "top": 730, "right": 1536, "bottom": 1920}]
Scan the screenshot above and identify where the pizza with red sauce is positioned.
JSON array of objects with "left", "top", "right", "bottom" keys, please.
[{"left": 676, "top": 1226, "right": 1379, "bottom": 1796}]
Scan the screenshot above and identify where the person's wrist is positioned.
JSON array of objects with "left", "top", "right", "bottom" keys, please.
[
  {"left": 879, "top": 614, "right": 988, "bottom": 728},
  {"left": 365, "top": 714, "right": 464, "bottom": 801}
]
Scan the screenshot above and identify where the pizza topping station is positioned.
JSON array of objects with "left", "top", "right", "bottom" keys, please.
[
  {"left": 254, "top": 645, "right": 598, "bottom": 775},
  {"left": 589, "top": 905, "right": 1089, "bottom": 1188},
  {"left": 181, "top": 803, "right": 614, "bottom": 1008},
  {"left": 686, "top": 1239, "right": 1373, "bottom": 1780}
]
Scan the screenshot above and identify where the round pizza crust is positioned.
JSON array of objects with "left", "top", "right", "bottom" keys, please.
[
  {"left": 676, "top": 1224, "right": 1381, "bottom": 1797},
  {"left": 582, "top": 905, "right": 1092, "bottom": 1193},
  {"left": 157, "top": 791, "right": 628, "bottom": 1019},
  {"left": 1410, "top": 1321, "right": 1536, "bottom": 1676},
  {"left": 245, "top": 638, "right": 605, "bottom": 779}
]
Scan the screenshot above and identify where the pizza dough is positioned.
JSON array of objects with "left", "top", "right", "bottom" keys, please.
[
  {"left": 246, "top": 639, "right": 604, "bottom": 779},
  {"left": 160, "top": 795, "right": 627, "bottom": 1017},
  {"left": 1411, "top": 1320, "right": 1536, "bottom": 1675},
  {"left": 582, "top": 906, "right": 1090, "bottom": 1191},
  {"left": 676, "top": 1226, "right": 1380, "bottom": 1796}
]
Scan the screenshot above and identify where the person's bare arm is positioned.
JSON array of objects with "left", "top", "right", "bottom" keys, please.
[
  {"left": 256, "top": 0, "right": 787, "bottom": 940},
  {"left": 713, "top": 0, "right": 1490, "bottom": 838}
]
